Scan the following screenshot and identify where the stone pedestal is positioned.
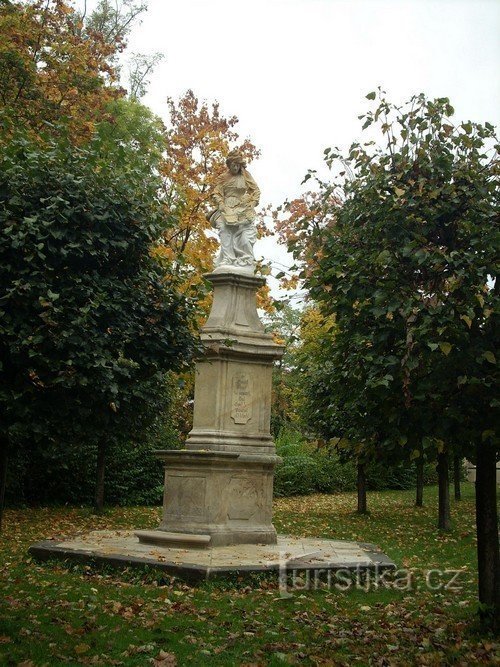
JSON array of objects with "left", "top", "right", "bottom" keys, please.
[{"left": 136, "top": 271, "right": 283, "bottom": 548}]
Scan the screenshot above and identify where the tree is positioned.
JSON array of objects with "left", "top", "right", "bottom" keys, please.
[
  {"left": 127, "top": 51, "right": 164, "bottom": 101},
  {"left": 0, "top": 0, "right": 124, "bottom": 143},
  {"left": 81, "top": 0, "right": 147, "bottom": 50},
  {"left": 95, "top": 96, "right": 166, "bottom": 175},
  {"left": 0, "top": 131, "right": 198, "bottom": 523},
  {"left": 271, "top": 191, "right": 341, "bottom": 292},
  {"left": 286, "top": 92, "right": 498, "bottom": 629}
]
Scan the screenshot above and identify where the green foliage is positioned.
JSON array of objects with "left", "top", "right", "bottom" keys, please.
[
  {"left": 263, "top": 304, "right": 303, "bottom": 435},
  {"left": 273, "top": 428, "right": 436, "bottom": 497},
  {"left": 287, "top": 92, "right": 499, "bottom": 465},
  {"left": 0, "top": 130, "right": 198, "bottom": 504},
  {"left": 273, "top": 429, "right": 317, "bottom": 496},
  {"left": 281, "top": 93, "right": 498, "bottom": 622},
  {"left": 274, "top": 454, "right": 320, "bottom": 496},
  {"left": 95, "top": 98, "right": 166, "bottom": 177}
]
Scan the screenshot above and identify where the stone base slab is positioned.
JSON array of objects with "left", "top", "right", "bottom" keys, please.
[{"left": 29, "top": 531, "right": 396, "bottom": 582}]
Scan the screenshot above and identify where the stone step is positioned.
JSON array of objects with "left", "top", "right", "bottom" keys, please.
[{"left": 134, "top": 530, "right": 211, "bottom": 549}]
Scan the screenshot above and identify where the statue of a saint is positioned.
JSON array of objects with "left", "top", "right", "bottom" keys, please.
[{"left": 208, "top": 150, "right": 260, "bottom": 271}]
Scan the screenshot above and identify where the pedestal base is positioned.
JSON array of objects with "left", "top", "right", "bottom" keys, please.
[
  {"left": 30, "top": 533, "right": 396, "bottom": 583},
  {"left": 141, "top": 450, "right": 279, "bottom": 548}
]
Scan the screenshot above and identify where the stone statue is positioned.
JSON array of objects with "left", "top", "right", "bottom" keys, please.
[{"left": 209, "top": 150, "right": 260, "bottom": 271}]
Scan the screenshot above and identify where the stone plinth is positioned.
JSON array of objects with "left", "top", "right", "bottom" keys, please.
[
  {"left": 30, "top": 533, "right": 396, "bottom": 583},
  {"left": 136, "top": 449, "right": 279, "bottom": 547},
  {"left": 138, "top": 271, "right": 283, "bottom": 548}
]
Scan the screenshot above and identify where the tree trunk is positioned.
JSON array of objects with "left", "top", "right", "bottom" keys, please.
[
  {"left": 437, "top": 452, "right": 451, "bottom": 530},
  {"left": 94, "top": 439, "right": 107, "bottom": 513},
  {"left": 453, "top": 455, "right": 462, "bottom": 501},
  {"left": 475, "top": 441, "right": 499, "bottom": 632},
  {"left": 0, "top": 433, "right": 8, "bottom": 532},
  {"left": 357, "top": 463, "right": 368, "bottom": 514},
  {"left": 415, "top": 458, "right": 424, "bottom": 507}
]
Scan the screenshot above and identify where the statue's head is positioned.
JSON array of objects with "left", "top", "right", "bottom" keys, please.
[{"left": 226, "top": 150, "right": 246, "bottom": 175}]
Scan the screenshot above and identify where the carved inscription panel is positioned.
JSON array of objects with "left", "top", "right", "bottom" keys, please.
[{"left": 231, "top": 372, "right": 253, "bottom": 424}]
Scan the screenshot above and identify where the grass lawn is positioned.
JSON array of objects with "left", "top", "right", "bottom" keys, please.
[{"left": 0, "top": 483, "right": 498, "bottom": 665}]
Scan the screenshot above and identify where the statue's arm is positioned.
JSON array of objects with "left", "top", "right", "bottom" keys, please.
[{"left": 243, "top": 170, "right": 261, "bottom": 207}]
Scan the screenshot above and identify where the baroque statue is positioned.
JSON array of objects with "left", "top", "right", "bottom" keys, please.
[{"left": 208, "top": 149, "right": 260, "bottom": 271}]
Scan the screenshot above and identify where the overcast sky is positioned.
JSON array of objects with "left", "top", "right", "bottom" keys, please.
[{"left": 85, "top": 0, "right": 500, "bottom": 298}]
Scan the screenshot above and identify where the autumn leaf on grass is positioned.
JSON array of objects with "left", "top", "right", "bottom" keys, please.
[
  {"left": 153, "top": 650, "right": 177, "bottom": 666},
  {"left": 75, "top": 643, "right": 90, "bottom": 654}
]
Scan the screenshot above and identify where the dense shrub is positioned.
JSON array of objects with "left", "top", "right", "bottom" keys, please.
[
  {"left": 274, "top": 455, "right": 320, "bottom": 497},
  {"left": 1, "top": 134, "right": 197, "bottom": 512},
  {"left": 5, "top": 378, "right": 184, "bottom": 508},
  {"left": 274, "top": 428, "right": 437, "bottom": 497},
  {"left": 314, "top": 450, "right": 358, "bottom": 493}
]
